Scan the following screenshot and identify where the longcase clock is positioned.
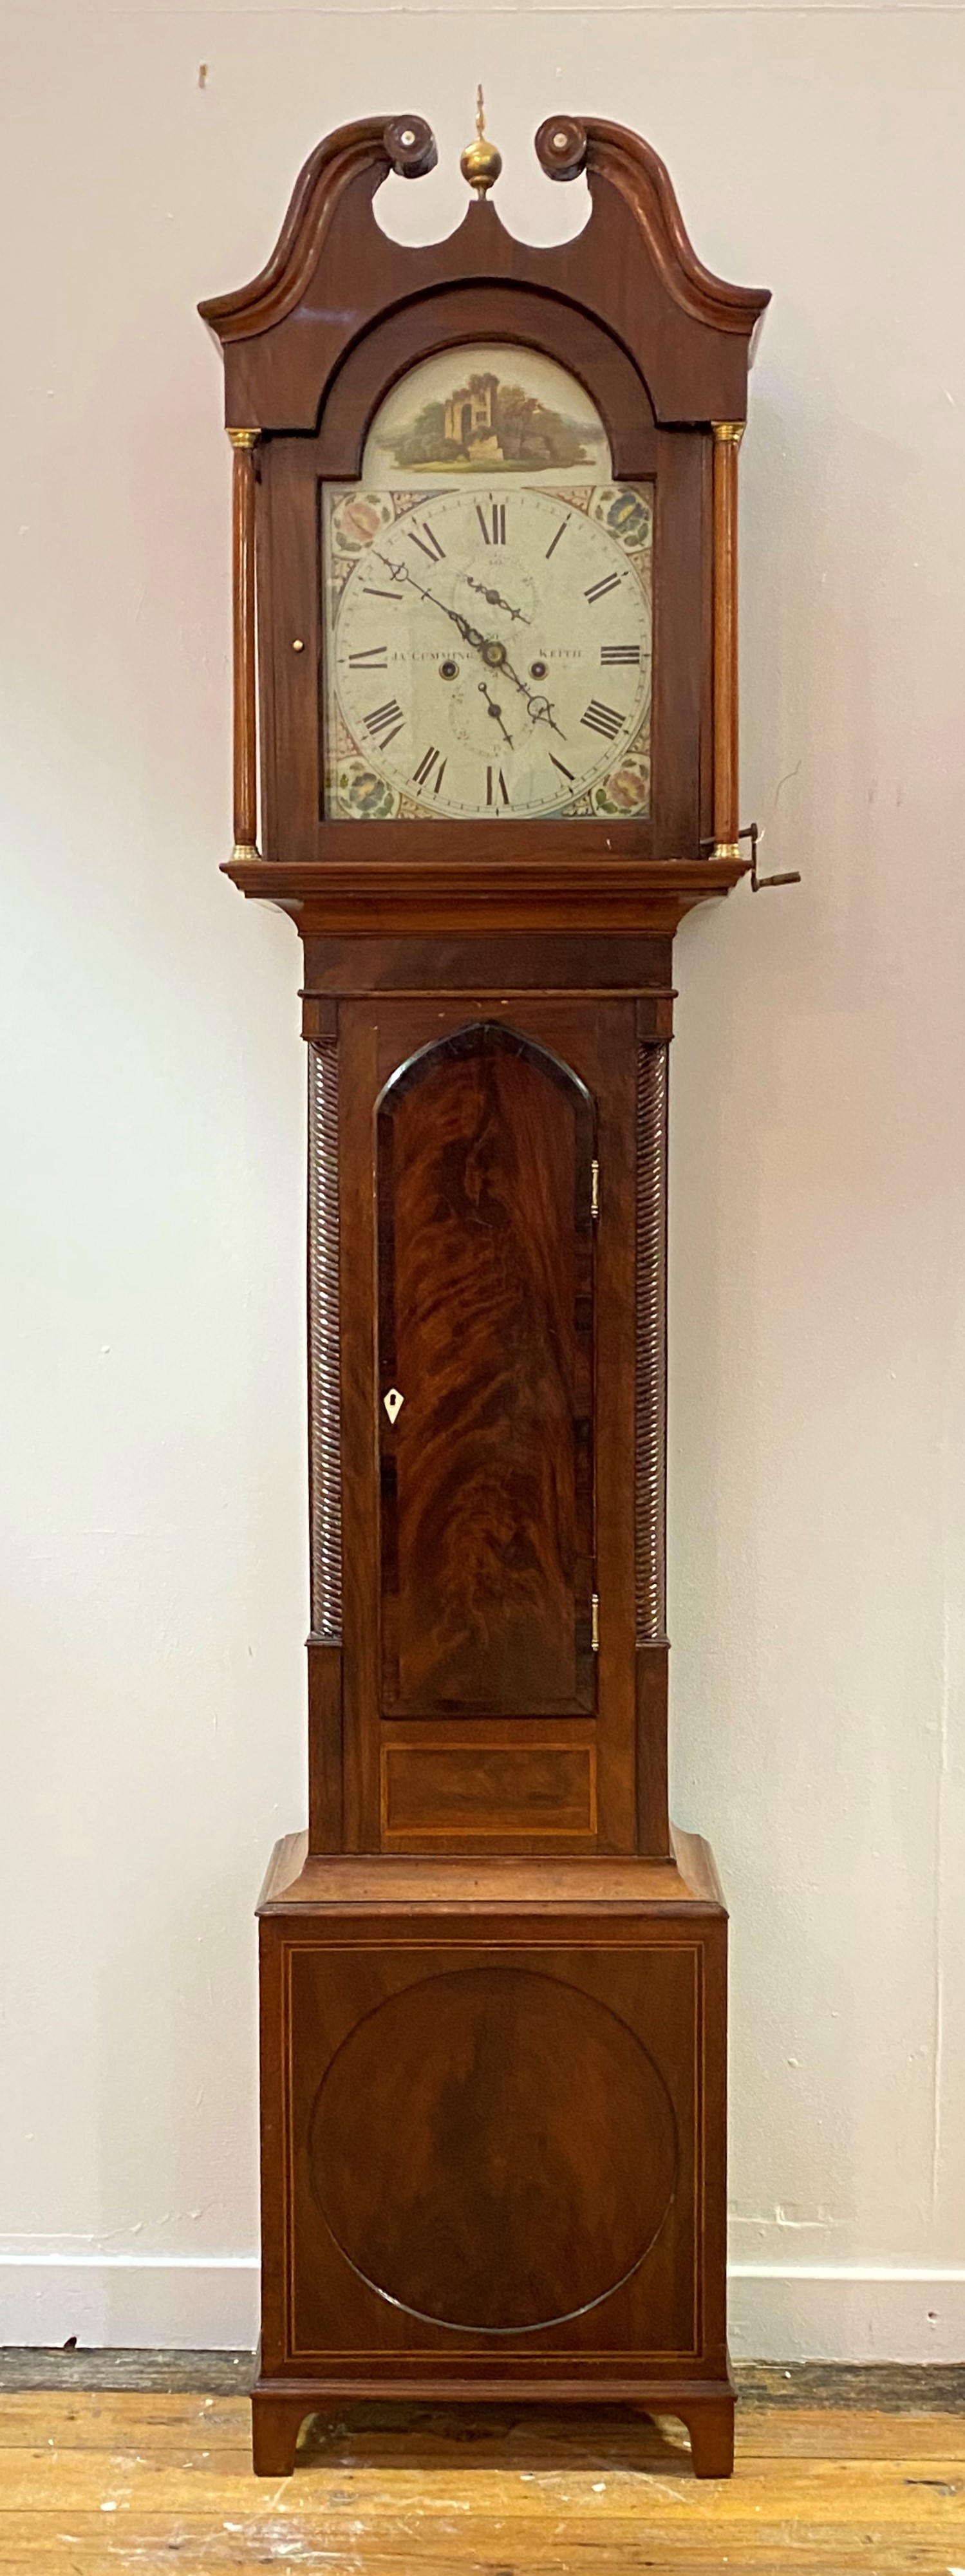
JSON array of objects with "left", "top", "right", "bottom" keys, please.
[{"left": 200, "top": 104, "right": 769, "bottom": 2479}]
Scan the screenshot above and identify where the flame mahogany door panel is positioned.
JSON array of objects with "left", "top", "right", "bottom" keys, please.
[
  {"left": 339, "top": 996, "right": 639, "bottom": 1856},
  {"left": 378, "top": 1024, "right": 595, "bottom": 1719}
]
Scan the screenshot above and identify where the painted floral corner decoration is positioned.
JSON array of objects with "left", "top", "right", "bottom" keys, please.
[
  {"left": 592, "top": 737, "right": 651, "bottom": 818},
  {"left": 333, "top": 760, "right": 400, "bottom": 820}
]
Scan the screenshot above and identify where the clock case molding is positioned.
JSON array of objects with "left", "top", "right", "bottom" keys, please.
[{"left": 200, "top": 111, "right": 769, "bottom": 2479}]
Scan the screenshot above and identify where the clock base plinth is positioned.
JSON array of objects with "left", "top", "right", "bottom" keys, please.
[
  {"left": 250, "top": 2366, "right": 735, "bottom": 2479},
  {"left": 254, "top": 1833, "right": 731, "bottom": 2479}
]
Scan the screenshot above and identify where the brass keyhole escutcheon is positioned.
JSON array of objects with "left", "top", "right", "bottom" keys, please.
[{"left": 383, "top": 1387, "right": 404, "bottom": 1425}]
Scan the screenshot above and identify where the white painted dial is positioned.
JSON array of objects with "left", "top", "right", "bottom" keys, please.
[{"left": 322, "top": 480, "right": 652, "bottom": 823}]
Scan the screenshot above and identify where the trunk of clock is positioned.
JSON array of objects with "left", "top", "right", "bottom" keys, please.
[
  {"left": 308, "top": 988, "right": 671, "bottom": 1861},
  {"left": 252, "top": 958, "right": 731, "bottom": 2477}
]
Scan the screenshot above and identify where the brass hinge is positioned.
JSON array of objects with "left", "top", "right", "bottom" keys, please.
[
  {"left": 591, "top": 1592, "right": 599, "bottom": 1652},
  {"left": 590, "top": 1159, "right": 599, "bottom": 1219}
]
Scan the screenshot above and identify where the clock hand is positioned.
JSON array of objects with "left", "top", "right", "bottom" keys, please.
[
  {"left": 371, "top": 552, "right": 518, "bottom": 669},
  {"left": 464, "top": 575, "right": 529, "bottom": 625},
  {"left": 370, "top": 554, "right": 565, "bottom": 737},
  {"left": 478, "top": 681, "right": 514, "bottom": 749},
  {"left": 449, "top": 608, "right": 491, "bottom": 652},
  {"left": 523, "top": 691, "right": 565, "bottom": 738},
  {"left": 372, "top": 554, "right": 490, "bottom": 655},
  {"left": 497, "top": 652, "right": 567, "bottom": 739}
]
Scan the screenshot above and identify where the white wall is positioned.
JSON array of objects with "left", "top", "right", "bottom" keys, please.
[{"left": 2, "top": 0, "right": 964, "bottom": 2362}]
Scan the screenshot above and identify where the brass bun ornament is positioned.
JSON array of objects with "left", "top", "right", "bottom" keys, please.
[{"left": 460, "top": 86, "right": 501, "bottom": 196}]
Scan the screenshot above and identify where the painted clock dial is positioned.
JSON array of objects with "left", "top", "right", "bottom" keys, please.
[{"left": 321, "top": 344, "right": 652, "bottom": 823}]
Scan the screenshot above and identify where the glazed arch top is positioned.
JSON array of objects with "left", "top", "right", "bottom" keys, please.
[{"left": 199, "top": 113, "right": 770, "bottom": 437}]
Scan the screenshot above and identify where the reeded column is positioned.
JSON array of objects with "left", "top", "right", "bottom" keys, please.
[
  {"left": 634, "top": 1005, "right": 672, "bottom": 1862},
  {"left": 307, "top": 1037, "right": 342, "bottom": 1643},
  {"left": 305, "top": 1000, "right": 344, "bottom": 1855},
  {"left": 711, "top": 420, "right": 744, "bottom": 863},
  {"left": 635, "top": 1039, "right": 668, "bottom": 1646},
  {"left": 228, "top": 426, "right": 259, "bottom": 860}
]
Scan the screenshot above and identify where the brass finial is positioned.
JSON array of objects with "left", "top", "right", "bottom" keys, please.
[{"left": 460, "top": 85, "right": 501, "bottom": 197}]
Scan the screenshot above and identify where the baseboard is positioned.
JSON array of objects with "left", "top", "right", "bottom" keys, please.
[
  {"left": 729, "top": 2265, "right": 965, "bottom": 2363},
  {"left": 1, "top": 2255, "right": 963, "bottom": 2362},
  {"left": 0, "top": 2255, "right": 259, "bottom": 2351}
]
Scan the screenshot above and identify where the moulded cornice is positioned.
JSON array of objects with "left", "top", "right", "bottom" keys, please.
[{"left": 198, "top": 111, "right": 769, "bottom": 426}]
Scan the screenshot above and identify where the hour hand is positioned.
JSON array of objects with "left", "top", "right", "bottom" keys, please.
[
  {"left": 465, "top": 575, "right": 529, "bottom": 625},
  {"left": 448, "top": 606, "right": 489, "bottom": 652}
]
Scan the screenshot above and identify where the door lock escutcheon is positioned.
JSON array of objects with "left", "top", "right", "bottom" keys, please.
[{"left": 383, "top": 1387, "right": 404, "bottom": 1425}]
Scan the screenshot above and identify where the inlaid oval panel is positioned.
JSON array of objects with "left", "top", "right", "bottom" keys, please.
[{"left": 308, "top": 1966, "right": 678, "bottom": 2333}]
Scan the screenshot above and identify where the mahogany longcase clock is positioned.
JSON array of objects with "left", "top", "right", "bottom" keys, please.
[{"left": 200, "top": 104, "right": 769, "bottom": 2479}]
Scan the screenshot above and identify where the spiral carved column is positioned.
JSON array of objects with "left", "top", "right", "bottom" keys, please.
[
  {"left": 307, "top": 1039, "right": 342, "bottom": 1641},
  {"left": 635, "top": 1040, "right": 668, "bottom": 1643}
]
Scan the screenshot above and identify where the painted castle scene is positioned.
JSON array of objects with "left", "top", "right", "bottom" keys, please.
[{"left": 362, "top": 343, "right": 612, "bottom": 484}]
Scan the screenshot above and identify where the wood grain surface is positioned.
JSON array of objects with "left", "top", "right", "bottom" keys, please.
[
  {"left": 278, "top": 1928, "right": 706, "bottom": 2373},
  {"left": 336, "top": 998, "right": 649, "bottom": 1854},
  {"left": 256, "top": 1827, "right": 725, "bottom": 1910},
  {"left": 378, "top": 1026, "right": 594, "bottom": 1717},
  {"left": 306, "top": 1964, "right": 676, "bottom": 2335},
  {"left": 1, "top": 2383, "right": 962, "bottom": 2572}
]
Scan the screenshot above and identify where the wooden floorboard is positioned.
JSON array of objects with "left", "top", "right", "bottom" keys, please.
[
  {"left": 0, "top": 2383, "right": 963, "bottom": 2573},
  {"left": 2, "top": 2351, "right": 964, "bottom": 2407},
  {"left": 0, "top": 2352, "right": 253, "bottom": 2396}
]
